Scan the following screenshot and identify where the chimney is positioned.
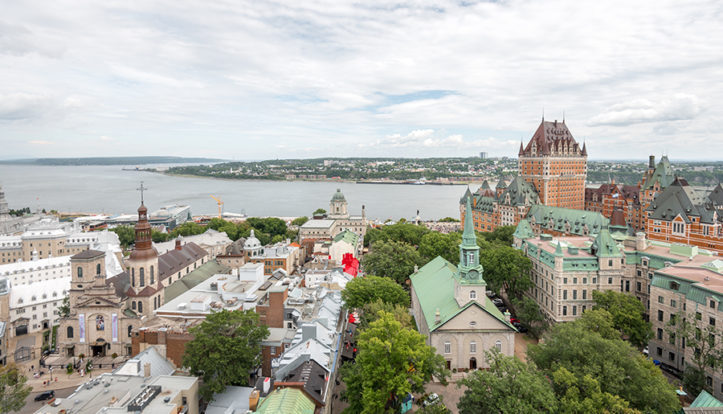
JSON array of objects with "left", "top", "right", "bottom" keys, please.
[
  {"left": 635, "top": 232, "right": 647, "bottom": 251},
  {"left": 175, "top": 238, "right": 182, "bottom": 250},
  {"left": 649, "top": 155, "right": 655, "bottom": 169},
  {"left": 434, "top": 308, "right": 441, "bottom": 324},
  {"left": 143, "top": 362, "right": 151, "bottom": 377},
  {"left": 249, "top": 389, "right": 260, "bottom": 411}
]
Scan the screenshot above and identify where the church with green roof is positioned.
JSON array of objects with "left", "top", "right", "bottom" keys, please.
[{"left": 410, "top": 197, "right": 516, "bottom": 371}]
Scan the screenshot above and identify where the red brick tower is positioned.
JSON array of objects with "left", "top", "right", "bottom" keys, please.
[{"left": 518, "top": 119, "right": 587, "bottom": 210}]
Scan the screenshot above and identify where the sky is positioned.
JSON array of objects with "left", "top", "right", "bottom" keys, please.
[{"left": 1, "top": 0, "right": 722, "bottom": 160}]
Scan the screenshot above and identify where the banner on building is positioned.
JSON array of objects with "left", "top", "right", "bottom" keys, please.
[
  {"left": 112, "top": 313, "right": 118, "bottom": 342},
  {"left": 79, "top": 313, "right": 86, "bottom": 343}
]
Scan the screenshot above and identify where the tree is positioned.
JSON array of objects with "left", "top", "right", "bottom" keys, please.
[
  {"left": 551, "top": 367, "right": 639, "bottom": 414},
  {"left": 667, "top": 311, "right": 723, "bottom": 396},
  {"left": 58, "top": 295, "right": 70, "bottom": 317},
  {"left": 110, "top": 225, "right": 135, "bottom": 248},
  {"left": 151, "top": 230, "right": 169, "bottom": 243},
  {"left": 458, "top": 350, "right": 558, "bottom": 414},
  {"left": 169, "top": 221, "right": 206, "bottom": 238},
  {"left": 481, "top": 225, "right": 516, "bottom": 245},
  {"left": 358, "top": 299, "right": 414, "bottom": 330},
  {"left": 313, "top": 208, "right": 327, "bottom": 216},
  {"left": 362, "top": 240, "right": 423, "bottom": 285},
  {"left": 246, "top": 217, "right": 287, "bottom": 238},
  {"left": 0, "top": 364, "right": 31, "bottom": 413},
  {"left": 291, "top": 216, "right": 309, "bottom": 226},
  {"left": 341, "top": 312, "right": 448, "bottom": 413},
  {"left": 341, "top": 276, "right": 410, "bottom": 309},
  {"left": 419, "top": 231, "right": 461, "bottom": 264},
  {"left": 437, "top": 217, "right": 459, "bottom": 223},
  {"left": 364, "top": 223, "right": 430, "bottom": 247},
  {"left": 592, "top": 290, "right": 652, "bottom": 348},
  {"left": 183, "top": 310, "right": 269, "bottom": 401},
  {"left": 528, "top": 310, "right": 679, "bottom": 413},
  {"left": 479, "top": 245, "right": 532, "bottom": 298},
  {"left": 510, "top": 296, "right": 548, "bottom": 339}
]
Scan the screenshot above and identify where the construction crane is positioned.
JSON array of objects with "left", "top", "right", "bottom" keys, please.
[{"left": 210, "top": 195, "right": 224, "bottom": 218}]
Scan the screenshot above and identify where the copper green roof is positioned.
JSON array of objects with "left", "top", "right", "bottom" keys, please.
[
  {"left": 498, "top": 176, "right": 540, "bottom": 207},
  {"left": 164, "top": 259, "right": 229, "bottom": 302},
  {"left": 591, "top": 228, "right": 622, "bottom": 257},
  {"left": 513, "top": 219, "right": 534, "bottom": 240},
  {"left": 256, "top": 388, "right": 315, "bottom": 414},
  {"left": 333, "top": 229, "right": 359, "bottom": 245},
  {"left": 643, "top": 155, "right": 675, "bottom": 190},
  {"left": 690, "top": 390, "right": 723, "bottom": 407},
  {"left": 410, "top": 256, "right": 515, "bottom": 332},
  {"left": 526, "top": 204, "right": 609, "bottom": 236},
  {"left": 331, "top": 188, "right": 346, "bottom": 202}
]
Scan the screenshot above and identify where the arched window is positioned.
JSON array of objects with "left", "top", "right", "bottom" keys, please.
[
  {"left": 128, "top": 325, "right": 133, "bottom": 337},
  {"left": 153, "top": 296, "right": 157, "bottom": 309},
  {"left": 131, "top": 268, "right": 135, "bottom": 287},
  {"left": 495, "top": 340, "right": 502, "bottom": 352},
  {"left": 138, "top": 301, "right": 143, "bottom": 313},
  {"left": 96, "top": 263, "right": 101, "bottom": 275},
  {"left": 139, "top": 268, "right": 145, "bottom": 287},
  {"left": 77, "top": 267, "right": 83, "bottom": 278},
  {"left": 150, "top": 266, "right": 154, "bottom": 284},
  {"left": 469, "top": 290, "right": 476, "bottom": 300},
  {"left": 132, "top": 301, "right": 136, "bottom": 310},
  {"left": 67, "top": 326, "right": 74, "bottom": 338}
]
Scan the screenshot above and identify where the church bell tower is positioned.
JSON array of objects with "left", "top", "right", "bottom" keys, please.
[{"left": 455, "top": 195, "right": 486, "bottom": 306}]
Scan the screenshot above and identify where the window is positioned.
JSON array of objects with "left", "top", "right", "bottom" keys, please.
[
  {"left": 96, "top": 263, "right": 101, "bottom": 275},
  {"left": 636, "top": 282, "right": 641, "bottom": 292},
  {"left": 625, "top": 280, "right": 630, "bottom": 292},
  {"left": 470, "top": 342, "right": 477, "bottom": 353},
  {"left": 77, "top": 267, "right": 83, "bottom": 278},
  {"left": 444, "top": 342, "right": 451, "bottom": 354},
  {"left": 669, "top": 352, "right": 675, "bottom": 362},
  {"left": 572, "top": 306, "right": 577, "bottom": 316},
  {"left": 470, "top": 290, "right": 476, "bottom": 300},
  {"left": 128, "top": 325, "right": 133, "bottom": 337},
  {"left": 707, "top": 376, "right": 713, "bottom": 387},
  {"left": 658, "top": 310, "right": 664, "bottom": 322},
  {"left": 150, "top": 266, "right": 155, "bottom": 284},
  {"left": 669, "top": 281, "right": 680, "bottom": 291},
  {"left": 67, "top": 326, "right": 73, "bottom": 338},
  {"left": 573, "top": 290, "right": 577, "bottom": 300},
  {"left": 563, "top": 306, "right": 567, "bottom": 316},
  {"left": 132, "top": 301, "right": 136, "bottom": 310},
  {"left": 669, "top": 332, "right": 676, "bottom": 345},
  {"left": 138, "top": 301, "right": 143, "bottom": 313},
  {"left": 608, "top": 277, "right": 613, "bottom": 284},
  {"left": 140, "top": 268, "right": 145, "bottom": 287},
  {"left": 711, "top": 300, "right": 716, "bottom": 309},
  {"left": 495, "top": 340, "right": 502, "bottom": 352},
  {"left": 657, "top": 347, "right": 662, "bottom": 356},
  {"left": 131, "top": 268, "right": 135, "bottom": 287},
  {"left": 582, "top": 290, "right": 587, "bottom": 300},
  {"left": 563, "top": 290, "right": 567, "bottom": 300},
  {"left": 696, "top": 312, "right": 702, "bottom": 320},
  {"left": 657, "top": 328, "right": 663, "bottom": 340},
  {"left": 711, "top": 317, "right": 716, "bottom": 327},
  {"left": 671, "top": 299, "right": 677, "bottom": 308}
]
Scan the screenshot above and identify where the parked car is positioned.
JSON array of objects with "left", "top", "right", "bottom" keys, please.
[
  {"left": 510, "top": 317, "right": 520, "bottom": 324},
  {"left": 486, "top": 291, "right": 497, "bottom": 298},
  {"left": 512, "top": 322, "right": 528, "bottom": 333},
  {"left": 492, "top": 298, "right": 504, "bottom": 306},
  {"left": 34, "top": 391, "right": 55, "bottom": 402},
  {"left": 423, "top": 393, "right": 440, "bottom": 407},
  {"left": 642, "top": 346, "right": 649, "bottom": 356}
]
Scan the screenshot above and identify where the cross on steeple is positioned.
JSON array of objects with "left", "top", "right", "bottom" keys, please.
[{"left": 137, "top": 181, "right": 148, "bottom": 204}]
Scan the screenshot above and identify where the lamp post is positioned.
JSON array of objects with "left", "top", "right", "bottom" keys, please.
[{"left": 49, "top": 367, "right": 53, "bottom": 382}]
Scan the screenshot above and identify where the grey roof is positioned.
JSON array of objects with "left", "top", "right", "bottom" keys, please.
[
  {"left": 71, "top": 249, "right": 105, "bottom": 260},
  {"left": 158, "top": 242, "right": 208, "bottom": 280},
  {"left": 206, "top": 386, "right": 253, "bottom": 414},
  {"left": 114, "top": 346, "right": 175, "bottom": 376},
  {"left": 499, "top": 176, "right": 540, "bottom": 206},
  {"left": 648, "top": 177, "right": 718, "bottom": 224},
  {"left": 709, "top": 183, "right": 723, "bottom": 206},
  {"left": 165, "top": 259, "right": 229, "bottom": 302},
  {"left": 644, "top": 155, "right": 675, "bottom": 190}
]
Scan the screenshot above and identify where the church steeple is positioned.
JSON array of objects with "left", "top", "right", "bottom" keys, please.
[{"left": 458, "top": 196, "right": 485, "bottom": 283}]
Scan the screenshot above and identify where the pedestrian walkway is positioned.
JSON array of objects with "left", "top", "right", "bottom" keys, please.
[{"left": 26, "top": 367, "right": 116, "bottom": 391}]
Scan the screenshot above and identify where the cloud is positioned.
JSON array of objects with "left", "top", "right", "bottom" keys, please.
[
  {"left": 28, "top": 140, "right": 52, "bottom": 145},
  {"left": 588, "top": 94, "right": 702, "bottom": 126},
  {"left": 100, "top": 135, "right": 113, "bottom": 141},
  {"left": 0, "top": 93, "right": 53, "bottom": 121}
]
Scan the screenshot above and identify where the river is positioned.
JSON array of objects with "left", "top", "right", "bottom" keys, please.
[{"left": 0, "top": 164, "right": 473, "bottom": 221}]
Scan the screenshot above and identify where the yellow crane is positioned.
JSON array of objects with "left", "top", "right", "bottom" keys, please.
[{"left": 210, "top": 195, "right": 224, "bottom": 218}]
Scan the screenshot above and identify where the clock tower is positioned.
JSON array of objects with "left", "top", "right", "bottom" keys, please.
[{"left": 455, "top": 195, "right": 486, "bottom": 306}]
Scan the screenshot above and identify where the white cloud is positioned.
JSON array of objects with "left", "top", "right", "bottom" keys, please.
[
  {"left": 0, "top": 1, "right": 721, "bottom": 159},
  {"left": 588, "top": 94, "right": 702, "bottom": 126},
  {"left": 28, "top": 139, "right": 52, "bottom": 145}
]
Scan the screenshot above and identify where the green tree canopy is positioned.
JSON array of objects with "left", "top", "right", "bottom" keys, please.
[
  {"left": 364, "top": 223, "right": 430, "bottom": 247},
  {"left": 151, "top": 229, "right": 169, "bottom": 243},
  {"left": 551, "top": 366, "right": 639, "bottom": 414},
  {"left": 169, "top": 221, "right": 207, "bottom": 238},
  {"left": 291, "top": 216, "right": 309, "bottom": 226},
  {"left": 0, "top": 364, "right": 32, "bottom": 413},
  {"left": 510, "top": 296, "right": 548, "bottom": 339},
  {"left": 313, "top": 208, "right": 327, "bottom": 216},
  {"left": 341, "top": 276, "right": 410, "bottom": 309},
  {"left": 528, "top": 310, "right": 679, "bottom": 413},
  {"left": 458, "top": 350, "right": 558, "bottom": 414},
  {"left": 58, "top": 295, "right": 70, "bottom": 317},
  {"left": 246, "top": 217, "right": 288, "bottom": 237},
  {"left": 480, "top": 225, "right": 516, "bottom": 245},
  {"left": 182, "top": 310, "right": 269, "bottom": 401},
  {"left": 419, "top": 231, "right": 461, "bottom": 264},
  {"left": 341, "top": 312, "right": 448, "bottom": 413},
  {"left": 479, "top": 245, "right": 532, "bottom": 298},
  {"left": 592, "top": 290, "right": 652, "bottom": 348},
  {"left": 437, "top": 217, "right": 459, "bottom": 223},
  {"left": 110, "top": 225, "right": 135, "bottom": 248},
  {"left": 358, "top": 299, "right": 414, "bottom": 330},
  {"left": 361, "top": 240, "right": 423, "bottom": 285}
]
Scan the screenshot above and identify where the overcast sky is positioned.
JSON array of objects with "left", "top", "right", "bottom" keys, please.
[{"left": 2, "top": 1, "right": 722, "bottom": 160}]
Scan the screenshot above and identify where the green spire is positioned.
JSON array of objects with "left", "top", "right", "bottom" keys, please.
[
  {"left": 458, "top": 195, "right": 484, "bottom": 284},
  {"left": 462, "top": 193, "right": 476, "bottom": 247},
  {"left": 554, "top": 241, "right": 564, "bottom": 256}
]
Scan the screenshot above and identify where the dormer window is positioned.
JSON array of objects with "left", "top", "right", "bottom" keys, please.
[{"left": 470, "top": 290, "right": 477, "bottom": 300}]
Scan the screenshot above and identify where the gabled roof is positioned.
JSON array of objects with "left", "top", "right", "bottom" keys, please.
[
  {"left": 689, "top": 390, "right": 723, "bottom": 408},
  {"left": 499, "top": 176, "right": 540, "bottom": 206},
  {"left": 165, "top": 260, "right": 229, "bottom": 302},
  {"left": 513, "top": 219, "right": 534, "bottom": 240},
  {"left": 526, "top": 204, "right": 609, "bottom": 236},
  {"left": 158, "top": 242, "right": 207, "bottom": 280},
  {"left": 520, "top": 120, "right": 582, "bottom": 156},
  {"left": 332, "top": 229, "right": 359, "bottom": 246},
  {"left": 256, "top": 387, "right": 315, "bottom": 414},
  {"left": 410, "top": 256, "right": 515, "bottom": 332},
  {"left": 591, "top": 228, "right": 622, "bottom": 257},
  {"left": 648, "top": 177, "right": 717, "bottom": 224},
  {"left": 709, "top": 183, "right": 723, "bottom": 206},
  {"left": 643, "top": 155, "right": 675, "bottom": 190},
  {"left": 71, "top": 249, "right": 105, "bottom": 260}
]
